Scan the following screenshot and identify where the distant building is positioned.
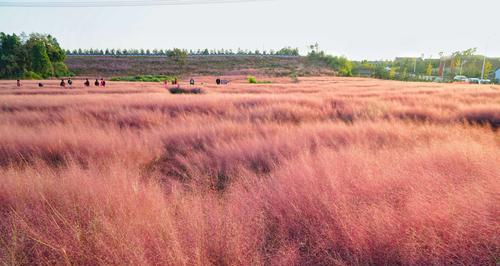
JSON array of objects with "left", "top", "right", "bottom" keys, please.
[
  {"left": 495, "top": 69, "right": 500, "bottom": 81},
  {"left": 355, "top": 69, "right": 373, "bottom": 77}
]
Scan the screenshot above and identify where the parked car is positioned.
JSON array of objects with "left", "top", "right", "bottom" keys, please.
[
  {"left": 454, "top": 75, "right": 468, "bottom": 82},
  {"left": 467, "top": 78, "right": 491, "bottom": 84},
  {"left": 468, "top": 78, "right": 480, "bottom": 84}
]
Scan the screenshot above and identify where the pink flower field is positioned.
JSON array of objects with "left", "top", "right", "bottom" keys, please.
[{"left": 0, "top": 77, "right": 498, "bottom": 265}]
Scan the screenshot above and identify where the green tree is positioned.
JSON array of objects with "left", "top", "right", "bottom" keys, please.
[
  {"left": 389, "top": 67, "right": 396, "bottom": 79},
  {"left": 330, "top": 56, "right": 353, "bottom": 76},
  {"left": 484, "top": 60, "right": 492, "bottom": 79},
  {"left": 167, "top": 48, "right": 188, "bottom": 70},
  {"left": 373, "top": 64, "right": 390, "bottom": 79},
  {"left": 453, "top": 56, "right": 461, "bottom": 74},
  {"left": 30, "top": 41, "right": 53, "bottom": 78},
  {"left": 306, "top": 45, "right": 352, "bottom": 76},
  {"left": 276, "top": 47, "right": 299, "bottom": 56},
  {"left": 53, "top": 61, "right": 70, "bottom": 77},
  {"left": 462, "top": 48, "right": 477, "bottom": 56},
  {"left": 26, "top": 33, "right": 66, "bottom": 62},
  {"left": 426, "top": 62, "right": 433, "bottom": 76},
  {"left": 45, "top": 35, "right": 66, "bottom": 62},
  {"left": 0, "top": 33, "right": 27, "bottom": 78}
]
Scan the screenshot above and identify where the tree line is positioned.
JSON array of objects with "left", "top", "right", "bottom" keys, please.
[
  {"left": 4, "top": 33, "right": 495, "bottom": 81},
  {"left": 306, "top": 44, "right": 353, "bottom": 76},
  {"left": 352, "top": 48, "right": 500, "bottom": 82},
  {"left": 0, "top": 32, "right": 71, "bottom": 79},
  {"left": 66, "top": 47, "right": 300, "bottom": 57}
]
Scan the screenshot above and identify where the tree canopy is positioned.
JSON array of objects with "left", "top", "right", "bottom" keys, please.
[
  {"left": 306, "top": 45, "right": 353, "bottom": 77},
  {"left": 65, "top": 47, "right": 301, "bottom": 57},
  {"left": 0, "top": 32, "right": 70, "bottom": 79}
]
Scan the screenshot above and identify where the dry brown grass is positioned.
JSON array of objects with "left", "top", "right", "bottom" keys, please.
[{"left": 0, "top": 77, "right": 499, "bottom": 265}]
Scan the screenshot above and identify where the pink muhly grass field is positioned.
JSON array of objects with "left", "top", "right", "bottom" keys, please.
[{"left": 0, "top": 77, "right": 498, "bottom": 265}]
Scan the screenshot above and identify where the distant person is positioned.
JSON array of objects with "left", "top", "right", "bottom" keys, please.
[
  {"left": 84, "top": 79, "right": 90, "bottom": 87},
  {"left": 100, "top": 78, "right": 106, "bottom": 87},
  {"left": 16, "top": 80, "right": 21, "bottom": 87},
  {"left": 68, "top": 78, "right": 73, "bottom": 88},
  {"left": 38, "top": 82, "right": 44, "bottom": 87},
  {"left": 60, "top": 79, "right": 66, "bottom": 88},
  {"left": 163, "top": 80, "right": 168, "bottom": 88},
  {"left": 216, "top": 78, "right": 221, "bottom": 85},
  {"left": 95, "top": 79, "right": 99, "bottom": 86},
  {"left": 190, "top": 78, "right": 195, "bottom": 85}
]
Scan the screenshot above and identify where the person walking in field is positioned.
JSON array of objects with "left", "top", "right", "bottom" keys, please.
[
  {"left": 38, "top": 82, "right": 44, "bottom": 87},
  {"left": 67, "top": 78, "right": 73, "bottom": 88},
  {"left": 95, "top": 79, "right": 99, "bottom": 86},
  {"left": 84, "top": 79, "right": 90, "bottom": 87},
  {"left": 16, "top": 80, "right": 21, "bottom": 87},
  {"left": 190, "top": 78, "right": 195, "bottom": 85},
  {"left": 60, "top": 79, "right": 66, "bottom": 88},
  {"left": 100, "top": 78, "right": 106, "bottom": 87}
]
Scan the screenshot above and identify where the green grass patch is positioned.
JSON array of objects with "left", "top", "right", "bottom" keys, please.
[
  {"left": 111, "top": 75, "right": 176, "bottom": 82},
  {"left": 247, "top": 75, "right": 272, "bottom": 84}
]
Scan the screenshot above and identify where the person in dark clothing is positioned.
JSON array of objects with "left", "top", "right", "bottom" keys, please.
[
  {"left": 216, "top": 78, "right": 221, "bottom": 85},
  {"left": 95, "top": 79, "right": 100, "bottom": 86},
  {"left": 190, "top": 78, "right": 195, "bottom": 85},
  {"left": 38, "top": 82, "right": 44, "bottom": 87},
  {"left": 84, "top": 79, "right": 90, "bottom": 87},
  {"left": 60, "top": 79, "right": 66, "bottom": 88},
  {"left": 67, "top": 78, "right": 73, "bottom": 88},
  {"left": 17, "top": 80, "right": 21, "bottom": 87},
  {"left": 100, "top": 78, "right": 106, "bottom": 87}
]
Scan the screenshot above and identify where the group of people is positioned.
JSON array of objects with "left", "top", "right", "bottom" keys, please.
[
  {"left": 16, "top": 79, "right": 45, "bottom": 87},
  {"left": 85, "top": 78, "right": 106, "bottom": 87},
  {"left": 15, "top": 78, "right": 106, "bottom": 89},
  {"left": 16, "top": 77, "right": 226, "bottom": 89},
  {"left": 61, "top": 78, "right": 106, "bottom": 88},
  {"left": 163, "top": 78, "right": 179, "bottom": 88},
  {"left": 162, "top": 78, "right": 199, "bottom": 88}
]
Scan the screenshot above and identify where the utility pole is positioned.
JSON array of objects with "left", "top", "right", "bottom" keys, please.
[
  {"left": 480, "top": 55, "right": 486, "bottom": 81},
  {"left": 459, "top": 60, "right": 467, "bottom": 76},
  {"left": 442, "top": 62, "right": 446, "bottom": 80}
]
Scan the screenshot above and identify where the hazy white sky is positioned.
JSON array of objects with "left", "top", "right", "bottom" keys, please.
[{"left": 1, "top": 0, "right": 498, "bottom": 60}]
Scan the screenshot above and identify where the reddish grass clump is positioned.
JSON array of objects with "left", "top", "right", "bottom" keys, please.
[{"left": 0, "top": 77, "right": 498, "bottom": 265}]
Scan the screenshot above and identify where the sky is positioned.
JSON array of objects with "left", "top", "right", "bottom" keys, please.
[{"left": 0, "top": 0, "right": 499, "bottom": 60}]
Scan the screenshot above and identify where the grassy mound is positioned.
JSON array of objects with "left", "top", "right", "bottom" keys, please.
[{"left": 168, "top": 87, "right": 204, "bottom": 94}]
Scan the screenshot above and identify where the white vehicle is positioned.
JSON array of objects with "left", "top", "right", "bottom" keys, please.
[
  {"left": 468, "top": 78, "right": 491, "bottom": 84},
  {"left": 454, "top": 75, "right": 468, "bottom": 82}
]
